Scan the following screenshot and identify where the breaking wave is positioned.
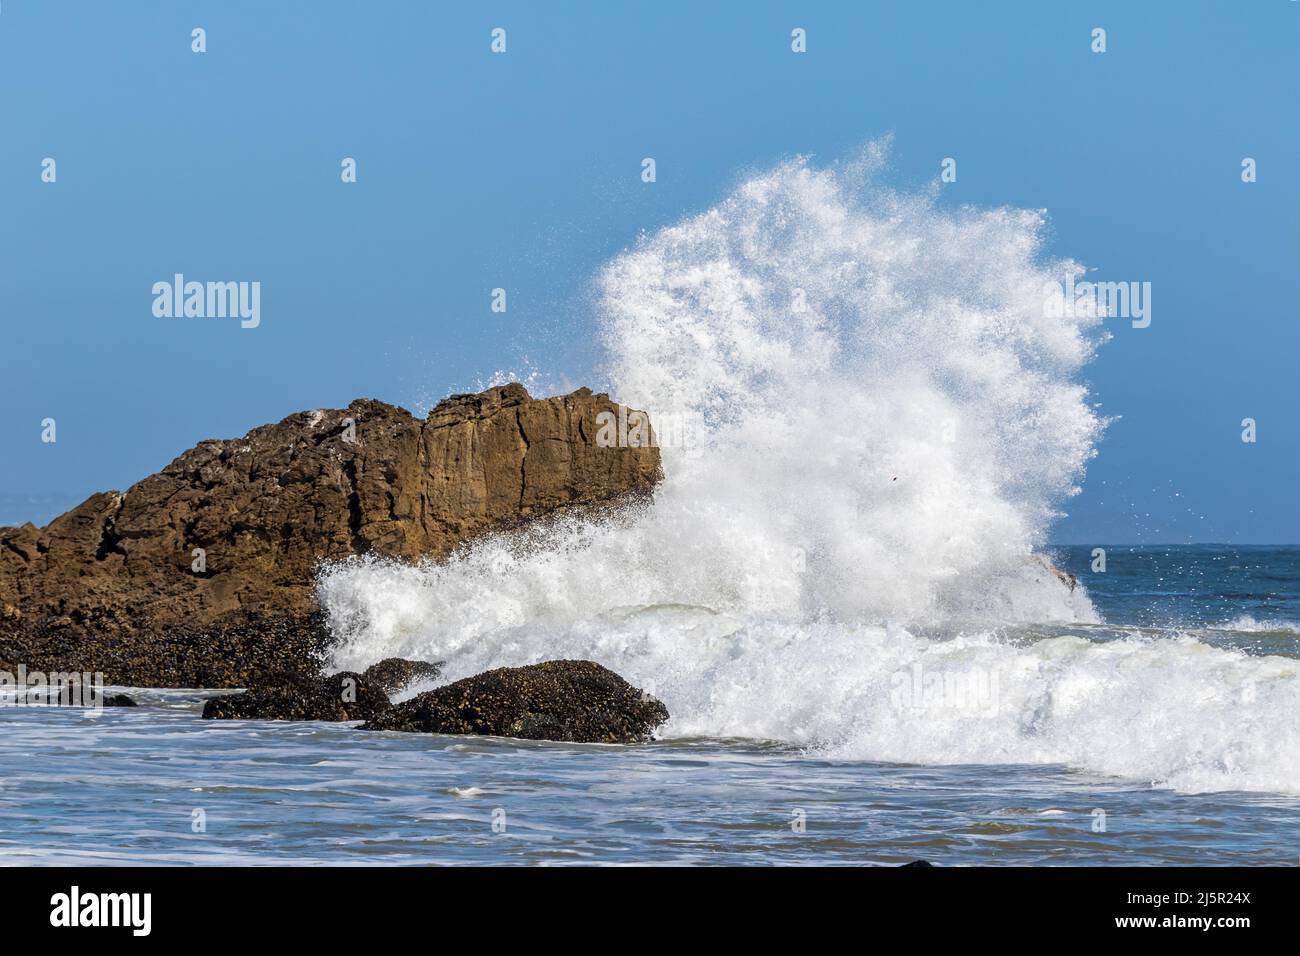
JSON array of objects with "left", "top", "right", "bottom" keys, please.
[{"left": 319, "top": 146, "right": 1300, "bottom": 794}]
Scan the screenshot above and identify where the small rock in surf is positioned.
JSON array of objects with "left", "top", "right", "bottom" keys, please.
[{"left": 362, "top": 659, "right": 668, "bottom": 744}]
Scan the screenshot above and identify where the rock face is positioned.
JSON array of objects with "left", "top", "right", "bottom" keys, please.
[
  {"left": 201, "top": 671, "right": 390, "bottom": 722},
  {"left": 0, "top": 385, "right": 660, "bottom": 686},
  {"left": 362, "top": 660, "right": 670, "bottom": 743}
]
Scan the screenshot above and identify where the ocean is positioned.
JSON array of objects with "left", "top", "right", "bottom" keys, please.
[
  {"left": 3, "top": 156, "right": 1297, "bottom": 866},
  {"left": 0, "top": 545, "right": 1297, "bottom": 865}
]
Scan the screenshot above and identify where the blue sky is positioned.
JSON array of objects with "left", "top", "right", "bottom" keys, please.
[{"left": 1, "top": 1, "right": 1297, "bottom": 543}]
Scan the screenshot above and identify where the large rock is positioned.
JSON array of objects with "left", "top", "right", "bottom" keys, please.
[
  {"left": 362, "top": 660, "right": 670, "bottom": 743},
  {"left": 0, "top": 385, "right": 660, "bottom": 686}
]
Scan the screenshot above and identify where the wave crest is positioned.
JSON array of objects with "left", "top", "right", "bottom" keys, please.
[{"left": 312, "top": 148, "right": 1300, "bottom": 794}]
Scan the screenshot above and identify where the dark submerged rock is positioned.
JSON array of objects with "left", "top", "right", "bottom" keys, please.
[
  {"left": 362, "top": 659, "right": 669, "bottom": 743},
  {"left": 100, "top": 693, "right": 138, "bottom": 707},
  {"left": 201, "top": 670, "right": 389, "bottom": 722},
  {"left": 361, "top": 657, "right": 444, "bottom": 695}
]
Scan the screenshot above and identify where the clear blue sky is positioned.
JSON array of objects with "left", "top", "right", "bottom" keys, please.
[{"left": 1, "top": 1, "right": 1297, "bottom": 543}]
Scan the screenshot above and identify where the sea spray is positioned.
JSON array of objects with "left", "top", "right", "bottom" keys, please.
[
  {"left": 593, "top": 145, "right": 1105, "bottom": 623},
  {"left": 318, "top": 148, "right": 1300, "bottom": 794}
]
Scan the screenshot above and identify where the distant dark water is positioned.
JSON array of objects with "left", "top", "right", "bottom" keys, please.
[{"left": 1052, "top": 544, "right": 1300, "bottom": 639}]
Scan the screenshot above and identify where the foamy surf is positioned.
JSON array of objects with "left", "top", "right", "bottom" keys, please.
[
  {"left": 317, "top": 147, "right": 1300, "bottom": 796},
  {"left": 1214, "top": 615, "right": 1300, "bottom": 635}
]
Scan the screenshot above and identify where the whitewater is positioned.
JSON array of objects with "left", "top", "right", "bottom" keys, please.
[{"left": 317, "top": 148, "right": 1300, "bottom": 797}]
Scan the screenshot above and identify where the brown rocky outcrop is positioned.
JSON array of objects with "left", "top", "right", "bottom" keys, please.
[
  {"left": 362, "top": 660, "right": 670, "bottom": 743},
  {"left": 0, "top": 385, "right": 660, "bottom": 686}
]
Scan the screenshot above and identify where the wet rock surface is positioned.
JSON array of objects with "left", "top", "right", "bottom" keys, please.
[
  {"left": 361, "top": 658, "right": 444, "bottom": 695},
  {"left": 0, "top": 611, "right": 333, "bottom": 690},
  {"left": 201, "top": 670, "right": 390, "bottom": 722},
  {"left": 362, "top": 660, "right": 669, "bottom": 743}
]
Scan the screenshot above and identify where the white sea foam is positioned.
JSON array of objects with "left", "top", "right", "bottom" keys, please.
[
  {"left": 318, "top": 147, "right": 1300, "bottom": 794},
  {"left": 1215, "top": 615, "right": 1300, "bottom": 635}
]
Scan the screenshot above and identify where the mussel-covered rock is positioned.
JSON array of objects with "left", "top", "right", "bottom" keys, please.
[
  {"left": 361, "top": 658, "right": 444, "bottom": 695},
  {"left": 201, "top": 671, "right": 389, "bottom": 722},
  {"left": 362, "top": 660, "right": 668, "bottom": 743}
]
